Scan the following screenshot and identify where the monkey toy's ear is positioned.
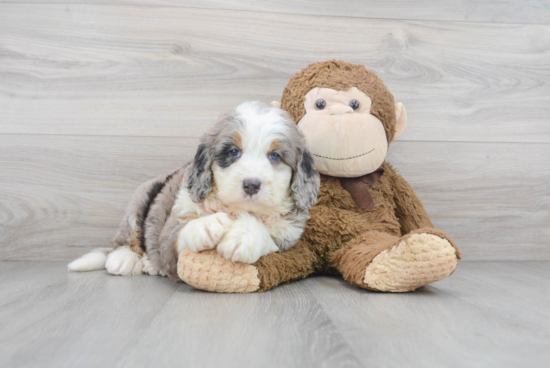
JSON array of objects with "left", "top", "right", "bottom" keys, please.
[
  {"left": 394, "top": 102, "right": 408, "bottom": 139},
  {"left": 270, "top": 100, "right": 281, "bottom": 109}
]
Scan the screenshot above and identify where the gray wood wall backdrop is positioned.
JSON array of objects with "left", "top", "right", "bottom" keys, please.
[{"left": 1, "top": 1, "right": 549, "bottom": 262}]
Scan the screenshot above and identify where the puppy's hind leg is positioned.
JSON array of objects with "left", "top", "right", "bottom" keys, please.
[
  {"left": 105, "top": 176, "right": 169, "bottom": 276},
  {"left": 141, "top": 253, "right": 160, "bottom": 276},
  {"left": 105, "top": 246, "right": 144, "bottom": 276},
  {"left": 106, "top": 213, "right": 146, "bottom": 276},
  {"left": 110, "top": 174, "right": 176, "bottom": 276}
]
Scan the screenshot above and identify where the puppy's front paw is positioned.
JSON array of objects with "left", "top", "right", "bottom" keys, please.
[
  {"left": 178, "top": 213, "right": 233, "bottom": 254},
  {"left": 217, "top": 214, "right": 279, "bottom": 264}
]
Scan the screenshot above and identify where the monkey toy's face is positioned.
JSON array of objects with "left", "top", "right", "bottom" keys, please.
[
  {"left": 274, "top": 61, "right": 408, "bottom": 178},
  {"left": 298, "top": 87, "right": 384, "bottom": 177},
  {"left": 295, "top": 87, "right": 407, "bottom": 178}
]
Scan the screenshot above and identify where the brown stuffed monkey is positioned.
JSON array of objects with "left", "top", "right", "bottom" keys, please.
[{"left": 178, "top": 60, "right": 460, "bottom": 293}]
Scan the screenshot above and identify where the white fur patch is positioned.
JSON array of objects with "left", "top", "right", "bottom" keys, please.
[
  {"left": 105, "top": 246, "right": 143, "bottom": 276},
  {"left": 177, "top": 213, "right": 233, "bottom": 254},
  {"left": 172, "top": 184, "right": 200, "bottom": 218},
  {"left": 212, "top": 103, "right": 293, "bottom": 214},
  {"left": 265, "top": 212, "right": 309, "bottom": 251},
  {"left": 67, "top": 248, "right": 111, "bottom": 272},
  {"left": 216, "top": 212, "right": 279, "bottom": 264}
]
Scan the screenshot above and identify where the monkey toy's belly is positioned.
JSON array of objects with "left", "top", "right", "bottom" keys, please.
[{"left": 301, "top": 176, "right": 401, "bottom": 255}]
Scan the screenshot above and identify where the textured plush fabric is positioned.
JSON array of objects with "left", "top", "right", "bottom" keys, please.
[
  {"left": 281, "top": 60, "right": 398, "bottom": 142},
  {"left": 177, "top": 249, "right": 260, "bottom": 293},
  {"left": 178, "top": 60, "right": 461, "bottom": 293},
  {"left": 250, "top": 166, "right": 460, "bottom": 292},
  {"left": 364, "top": 231, "right": 459, "bottom": 292}
]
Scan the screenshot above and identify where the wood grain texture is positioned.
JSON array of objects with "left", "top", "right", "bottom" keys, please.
[
  {"left": 305, "top": 262, "right": 550, "bottom": 368},
  {"left": 0, "top": 262, "right": 180, "bottom": 368},
  {"left": 1, "top": 261, "right": 549, "bottom": 368},
  {"left": 118, "top": 280, "right": 361, "bottom": 368},
  {"left": 0, "top": 135, "right": 547, "bottom": 261},
  {"left": 388, "top": 141, "right": 550, "bottom": 261},
  {"left": 0, "top": 3, "right": 548, "bottom": 262},
  {"left": 0, "top": 135, "right": 199, "bottom": 261},
  {"left": 436, "top": 262, "right": 550, "bottom": 330},
  {"left": 1, "top": 4, "right": 550, "bottom": 143},
  {"left": 2, "top": 1, "right": 550, "bottom": 24}
]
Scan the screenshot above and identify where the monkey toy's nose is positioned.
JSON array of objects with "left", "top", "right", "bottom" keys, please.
[
  {"left": 330, "top": 104, "right": 354, "bottom": 115},
  {"left": 243, "top": 179, "right": 262, "bottom": 195}
]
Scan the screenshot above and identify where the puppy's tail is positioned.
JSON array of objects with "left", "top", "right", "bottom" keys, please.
[{"left": 67, "top": 248, "right": 112, "bottom": 272}]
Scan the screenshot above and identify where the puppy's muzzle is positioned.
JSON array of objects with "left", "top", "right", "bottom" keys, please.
[{"left": 243, "top": 179, "right": 261, "bottom": 195}]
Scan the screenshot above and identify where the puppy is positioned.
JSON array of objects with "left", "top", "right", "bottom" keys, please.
[{"left": 68, "top": 102, "right": 320, "bottom": 281}]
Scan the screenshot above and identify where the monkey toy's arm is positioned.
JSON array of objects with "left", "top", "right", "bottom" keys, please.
[
  {"left": 177, "top": 238, "right": 319, "bottom": 293},
  {"left": 387, "top": 166, "right": 434, "bottom": 235}
]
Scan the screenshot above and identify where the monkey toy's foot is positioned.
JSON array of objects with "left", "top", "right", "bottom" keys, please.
[
  {"left": 178, "top": 249, "right": 261, "bottom": 293},
  {"left": 363, "top": 229, "right": 459, "bottom": 292}
]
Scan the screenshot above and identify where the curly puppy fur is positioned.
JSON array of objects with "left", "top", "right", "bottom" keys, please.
[{"left": 69, "top": 102, "right": 320, "bottom": 281}]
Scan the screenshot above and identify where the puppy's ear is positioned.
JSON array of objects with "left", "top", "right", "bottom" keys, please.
[
  {"left": 185, "top": 143, "right": 214, "bottom": 202},
  {"left": 291, "top": 149, "right": 320, "bottom": 211}
]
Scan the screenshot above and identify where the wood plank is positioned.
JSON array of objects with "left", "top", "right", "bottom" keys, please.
[
  {"left": 0, "top": 135, "right": 547, "bottom": 261},
  {"left": 0, "top": 262, "right": 180, "bottom": 368},
  {"left": 0, "top": 262, "right": 62, "bottom": 308},
  {"left": 0, "top": 262, "right": 361, "bottom": 368},
  {"left": 1, "top": 4, "right": 550, "bottom": 143},
  {"left": 304, "top": 263, "right": 550, "bottom": 368},
  {"left": 1, "top": 262, "right": 549, "bottom": 368},
  {"left": 2, "top": 1, "right": 550, "bottom": 24},
  {"left": 119, "top": 281, "right": 361, "bottom": 368},
  {"left": 436, "top": 262, "right": 550, "bottom": 329}
]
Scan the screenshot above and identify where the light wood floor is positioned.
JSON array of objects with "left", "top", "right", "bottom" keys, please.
[{"left": 1, "top": 261, "right": 548, "bottom": 368}]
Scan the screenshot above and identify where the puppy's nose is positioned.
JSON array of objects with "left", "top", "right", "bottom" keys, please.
[{"left": 243, "top": 179, "right": 261, "bottom": 195}]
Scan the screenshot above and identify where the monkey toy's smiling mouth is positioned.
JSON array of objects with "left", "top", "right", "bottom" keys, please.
[
  {"left": 311, "top": 148, "right": 375, "bottom": 161},
  {"left": 298, "top": 113, "right": 388, "bottom": 177}
]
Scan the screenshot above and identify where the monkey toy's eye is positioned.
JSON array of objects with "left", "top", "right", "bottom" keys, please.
[
  {"left": 315, "top": 99, "right": 327, "bottom": 110},
  {"left": 229, "top": 148, "right": 241, "bottom": 158},
  {"left": 349, "top": 100, "right": 360, "bottom": 111}
]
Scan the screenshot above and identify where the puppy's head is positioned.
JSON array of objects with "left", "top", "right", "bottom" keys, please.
[{"left": 186, "top": 101, "right": 320, "bottom": 212}]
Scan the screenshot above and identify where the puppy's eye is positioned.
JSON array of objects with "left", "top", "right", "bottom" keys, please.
[
  {"left": 349, "top": 100, "right": 360, "bottom": 111},
  {"left": 269, "top": 152, "right": 280, "bottom": 161},
  {"left": 229, "top": 148, "right": 241, "bottom": 158},
  {"left": 315, "top": 99, "right": 327, "bottom": 110}
]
